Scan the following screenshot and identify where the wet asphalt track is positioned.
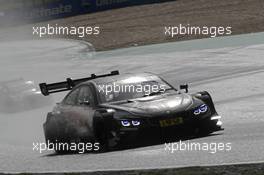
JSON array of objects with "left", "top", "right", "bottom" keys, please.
[{"left": 0, "top": 33, "right": 264, "bottom": 173}]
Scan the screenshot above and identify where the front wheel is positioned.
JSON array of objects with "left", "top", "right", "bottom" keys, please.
[{"left": 95, "top": 125, "right": 110, "bottom": 152}]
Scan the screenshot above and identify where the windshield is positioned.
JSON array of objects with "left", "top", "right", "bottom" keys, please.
[{"left": 97, "top": 75, "right": 174, "bottom": 103}]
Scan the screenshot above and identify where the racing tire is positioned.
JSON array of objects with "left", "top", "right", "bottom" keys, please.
[{"left": 95, "top": 124, "right": 110, "bottom": 153}]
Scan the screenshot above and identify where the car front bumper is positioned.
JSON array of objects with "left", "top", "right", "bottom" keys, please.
[{"left": 115, "top": 114, "right": 223, "bottom": 144}]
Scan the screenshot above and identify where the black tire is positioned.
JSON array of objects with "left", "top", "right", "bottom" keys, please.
[
  {"left": 95, "top": 123, "right": 110, "bottom": 152},
  {"left": 53, "top": 138, "right": 80, "bottom": 154},
  {"left": 54, "top": 147, "right": 69, "bottom": 154}
]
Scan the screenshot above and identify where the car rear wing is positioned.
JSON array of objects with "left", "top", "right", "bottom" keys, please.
[{"left": 39, "top": 70, "right": 119, "bottom": 96}]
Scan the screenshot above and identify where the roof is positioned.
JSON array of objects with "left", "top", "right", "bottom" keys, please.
[{"left": 82, "top": 72, "right": 160, "bottom": 85}]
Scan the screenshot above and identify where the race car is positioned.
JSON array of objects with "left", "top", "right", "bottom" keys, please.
[
  {"left": 39, "top": 71, "right": 223, "bottom": 153},
  {"left": 0, "top": 78, "right": 52, "bottom": 113}
]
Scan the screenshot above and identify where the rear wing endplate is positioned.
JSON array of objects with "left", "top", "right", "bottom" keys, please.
[{"left": 39, "top": 70, "right": 119, "bottom": 96}]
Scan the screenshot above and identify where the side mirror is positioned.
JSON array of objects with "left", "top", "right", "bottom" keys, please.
[
  {"left": 80, "top": 100, "right": 90, "bottom": 106},
  {"left": 180, "top": 84, "right": 189, "bottom": 93}
]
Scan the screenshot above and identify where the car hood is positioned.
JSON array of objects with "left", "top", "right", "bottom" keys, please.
[{"left": 101, "top": 93, "right": 194, "bottom": 116}]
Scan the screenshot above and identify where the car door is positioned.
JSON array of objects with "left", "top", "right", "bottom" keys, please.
[
  {"left": 74, "top": 85, "right": 97, "bottom": 141},
  {"left": 45, "top": 87, "right": 80, "bottom": 142},
  {"left": 55, "top": 87, "right": 81, "bottom": 140}
]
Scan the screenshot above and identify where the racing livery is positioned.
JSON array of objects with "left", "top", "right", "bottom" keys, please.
[{"left": 40, "top": 71, "right": 223, "bottom": 153}]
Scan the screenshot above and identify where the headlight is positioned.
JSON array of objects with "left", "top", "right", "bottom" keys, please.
[
  {"left": 132, "top": 120, "right": 141, "bottom": 126},
  {"left": 193, "top": 104, "right": 208, "bottom": 115},
  {"left": 121, "top": 120, "right": 131, "bottom": 127},
  {"left": 194, "top": 109, "right": 201, "bottom": 115},
  {"left": 120, "top": 120, "right": 141, "bottom": 127}
]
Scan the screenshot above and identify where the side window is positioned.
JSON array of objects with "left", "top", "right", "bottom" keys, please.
[
  {"left": 77, "top": 86, "right": 95, "bottom": 106},
  {"left": 63, "top": 88, "right": 79, "bottom": 105}
]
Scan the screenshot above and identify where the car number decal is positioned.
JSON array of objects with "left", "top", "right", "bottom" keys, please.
[{"left": 159, "top": 117, "right": 183, "bottom": 127}]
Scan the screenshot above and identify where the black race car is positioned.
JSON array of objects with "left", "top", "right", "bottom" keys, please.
[{"left": 40, "top": 71, "right": 223, "bottom": 153}]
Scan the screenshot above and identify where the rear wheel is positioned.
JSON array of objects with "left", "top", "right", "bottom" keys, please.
[
  {"left": 54, "top": 146, "right": 69, "bottom": 154},
  {"left": 53, "top": 138, "right": 83, "bottom": 154}
]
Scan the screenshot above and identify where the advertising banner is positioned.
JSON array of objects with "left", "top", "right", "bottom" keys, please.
[{"left": 0, "top": 0, "right": 176, "bottom": 23}]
